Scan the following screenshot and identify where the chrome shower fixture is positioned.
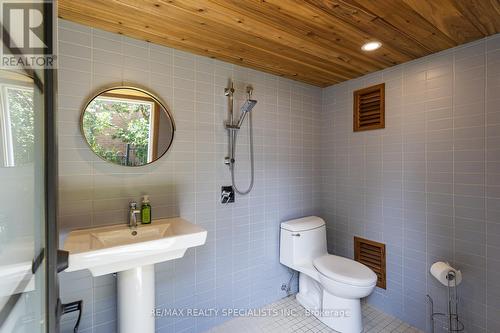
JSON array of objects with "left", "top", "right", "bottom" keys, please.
[
  {"left": 224, "top": 84, "right": 257, "bottom": 131},
  {"left": 224, "top": 82, "right": 257, "bottom": 195},
  {"left": 236, "top": 99, "right": 257, "bottom": 128}
]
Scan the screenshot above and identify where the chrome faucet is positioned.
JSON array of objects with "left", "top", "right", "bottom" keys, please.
[{"left": 128, "top": 202, "right": 140, "bottom": 228}]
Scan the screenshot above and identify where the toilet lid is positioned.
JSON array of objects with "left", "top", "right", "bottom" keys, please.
[{"left": 313, "top": 255, "right": 377, "bottom": 287}]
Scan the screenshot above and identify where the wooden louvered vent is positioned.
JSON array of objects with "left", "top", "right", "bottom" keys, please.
[
  {"left": 353, "top": 83, "right": 385, "bottom": 132},
  {"left": 354, "top": 236, "right": 386, "bottom": 289}
]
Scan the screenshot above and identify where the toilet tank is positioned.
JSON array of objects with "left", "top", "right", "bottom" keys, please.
[{"left": 280, "top": 216, "right": 327, "bottom": 269}]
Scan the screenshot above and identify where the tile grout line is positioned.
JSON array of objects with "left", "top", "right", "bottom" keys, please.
[{"left": 484, "top": 36, "right": 488, "bottom": 333}]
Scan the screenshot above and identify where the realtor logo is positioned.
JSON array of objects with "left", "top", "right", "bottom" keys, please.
[{"left": 1, "top": 0, "right": 55, "bottom": 68}]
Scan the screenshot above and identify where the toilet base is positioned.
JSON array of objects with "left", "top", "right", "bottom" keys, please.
[
  {"left": 319, "top": 291, "right": 362, "bottom": 333},
  {"left": 296, "top": 273, "right": 322, "bottom": 311},
  {"left": 296, "top": 273, "right": 363, "bottom": 333}
]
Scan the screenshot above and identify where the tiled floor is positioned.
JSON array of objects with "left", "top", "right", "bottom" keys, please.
[{"left": 208, "top": 295, "right": 424, "bottom": 333}]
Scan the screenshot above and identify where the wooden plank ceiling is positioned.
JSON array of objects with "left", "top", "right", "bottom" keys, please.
[{"left": 58, "top": 0, "right": 500, "bottom": 87}]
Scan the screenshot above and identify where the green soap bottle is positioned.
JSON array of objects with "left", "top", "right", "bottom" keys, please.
[{"left": 141, "top": 195, "right": 151, "bottom": 224}]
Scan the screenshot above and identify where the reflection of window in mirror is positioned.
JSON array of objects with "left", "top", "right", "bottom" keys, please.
[
  {"left": 0, "top": 71, "right": 34, "bottom": 167},
  {"left": 85, "top": 89, "right": 162, "bottom": 166},
  {"left": 82, "top": 87, "right": 174, "bottom": 167}
]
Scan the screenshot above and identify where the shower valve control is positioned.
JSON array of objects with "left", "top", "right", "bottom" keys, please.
[{"left": 221, "top": 186, "right": 235, "bottom": 204}]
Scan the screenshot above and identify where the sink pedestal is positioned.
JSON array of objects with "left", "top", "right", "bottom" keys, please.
[{"left": 117, "top": 265, "right": 155, "bottom": 333}]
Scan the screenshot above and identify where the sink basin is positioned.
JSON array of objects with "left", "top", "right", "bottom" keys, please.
[
  {"left": 64, "top": 217, "right": 207, "bottom": 276},
  {"left": 90, "top": 223, "right": 171, "bottom": 248}
]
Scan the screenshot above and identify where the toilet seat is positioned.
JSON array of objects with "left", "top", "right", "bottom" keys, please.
[{"left": 313, "top": 254, "right": 377, "bottom": 287}]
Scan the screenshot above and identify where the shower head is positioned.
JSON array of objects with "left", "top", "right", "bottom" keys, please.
[
  {"left": 237, "top": 99, "right": 257, "bottom": 128},
  {"left": 241, "top": 99, "right": 257, "bottom": 113}
]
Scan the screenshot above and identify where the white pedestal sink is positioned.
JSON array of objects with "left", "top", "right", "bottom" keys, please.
[{"left": 63, "top": 218, "right": 207, "bottom": 333}]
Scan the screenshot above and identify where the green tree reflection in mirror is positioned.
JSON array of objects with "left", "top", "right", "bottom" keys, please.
[{"left": 83, "top": 97, "right": 152, "bottom": 166}]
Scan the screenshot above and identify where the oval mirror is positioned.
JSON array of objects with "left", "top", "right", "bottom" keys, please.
[{"left": 81, "top": 87, "right": 174, "bottom": 167}]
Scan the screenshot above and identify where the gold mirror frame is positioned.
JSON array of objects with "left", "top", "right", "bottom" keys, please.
[{"left": 80, "top": 85, "right": 175, "bottom": 167}]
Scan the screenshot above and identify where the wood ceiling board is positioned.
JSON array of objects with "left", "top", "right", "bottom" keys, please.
[
  {"left": 402, "top": 0, "right": 484, "bottom": 44},
  {"left": 59, "top": 0, "right": 352, "bottom": 85},
  {"left": 452, "top": 0, "right": 500, "bottom": 35},
  {"left": 299, "top": 0, "right": 431, "bottom": 58},
  {"left": 58, "top": 0, "right": 500, "bottom": 87},
  {"left": 63, "top": 16, "right": 333, "bottom": 87},
  {"left": 159, "top": 0, "right": 390, "bottom": 73},
  {"left": 260, "top": 0, "right": 416, "bottom": 61},
  {"left": 59, "top": 1, "right": 342, "bottom": 86},
  {"left": 345, "top": 0, "right": 458, "bottom": 51},
  {"left": 124, "top": 0, "right": 363, "bottom": 80}
]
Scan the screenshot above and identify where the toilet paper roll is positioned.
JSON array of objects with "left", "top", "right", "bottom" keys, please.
[{"left": 430, "top": 261, "right": 462, "bottom": 287}]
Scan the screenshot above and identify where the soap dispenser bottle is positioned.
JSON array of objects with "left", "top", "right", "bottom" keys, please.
[{"left": 141, "top": 195, "right": 151, "bottom": 224}]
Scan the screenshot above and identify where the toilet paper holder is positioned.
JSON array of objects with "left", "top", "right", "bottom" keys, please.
[{"left": 427, "top": 270, "right": 464, "bottom": 332}]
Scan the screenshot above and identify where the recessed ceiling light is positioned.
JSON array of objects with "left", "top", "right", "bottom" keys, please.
[{"left": 361, "top": 41, "right": 382, "bottom": 51}]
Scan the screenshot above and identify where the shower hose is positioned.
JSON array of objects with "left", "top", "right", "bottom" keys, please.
[{"left": 230, "top": 110, "right": 254, "bottom": 195}]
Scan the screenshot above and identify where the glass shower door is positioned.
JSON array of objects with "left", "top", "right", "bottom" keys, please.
[
  {"left": 0, "top": 1, "right": 57, "bottom": 331},
  {"left": 0, "top": 69, "right": 47, "bottom": 333}
]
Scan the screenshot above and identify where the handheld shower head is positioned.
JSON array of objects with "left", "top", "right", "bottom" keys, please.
[
  {"left": 237, "top": 99, "right": 257, "bottom": 128},
  {"left": 241, "top": 99, "right": 257, "bottom": 113}
]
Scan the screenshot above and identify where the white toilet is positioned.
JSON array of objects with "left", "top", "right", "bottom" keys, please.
[{"left": 280, "top": 216, "right": 377, "bottom": 333}]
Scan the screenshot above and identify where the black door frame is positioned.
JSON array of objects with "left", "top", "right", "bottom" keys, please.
[
  {"left": 43, "top": 1, "right": 59, "bottom": 333},
  {"left": 44, "top": 1, "right": 58, "bottom": 331}
]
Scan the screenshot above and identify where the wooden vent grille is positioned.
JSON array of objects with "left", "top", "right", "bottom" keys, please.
[
  {"left": 353, "top": 83, "right": 385, "bottom": 132},
  {"left": 354, "top": 236, "right": 386, "bottom": 289}
]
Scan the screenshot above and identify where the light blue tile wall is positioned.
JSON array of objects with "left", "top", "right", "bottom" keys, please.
[
  {"left": 56, "top": 19, "right": 322, "bottom": 333},
  {"left": 57, "top": 18, "right": 500, "bottom": 333},
  {"left": 321, "top": 34, "right": 500, "bottom": 333}
]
